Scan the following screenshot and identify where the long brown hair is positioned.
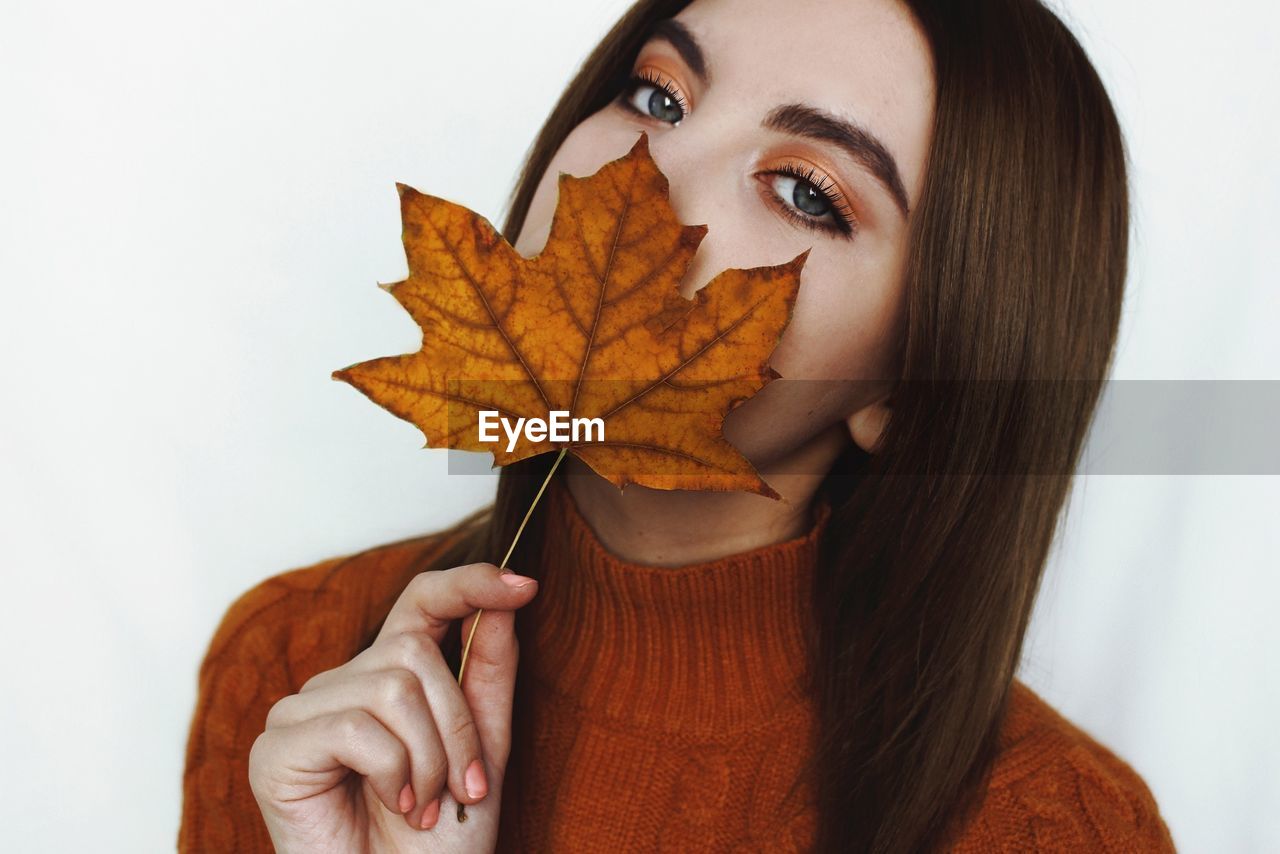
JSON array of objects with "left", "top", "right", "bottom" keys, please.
[{"left": 420, "top": 1, "right": 1130, "bottom": 850}]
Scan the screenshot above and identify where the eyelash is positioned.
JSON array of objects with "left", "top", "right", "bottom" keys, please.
[
  {"left": 622, "top": 68, "right": 691, "bottom": 118},
  {"left": 765, "top": 161, "right": 858, "bottom": 238},
  {"left": 615, "top": 71, "right": 857, "bottom": 238}
]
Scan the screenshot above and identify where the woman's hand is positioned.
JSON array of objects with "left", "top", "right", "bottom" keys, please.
[{"left": 248, "top": 562, "right": 538, "bottom": 852}]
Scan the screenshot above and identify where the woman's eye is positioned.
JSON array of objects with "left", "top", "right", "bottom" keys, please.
[
  {"left": 616, "top": 72, "right": 688, "bottom": 125},
  {"left": 771, "top": 173, "right": 833, "bottom": 219},
  {"left": 760, "top": 166, "right": 858, "bottom": 238}
]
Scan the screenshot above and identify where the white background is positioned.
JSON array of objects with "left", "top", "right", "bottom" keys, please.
[{"left": 2, "top": 1, "right": 1276, "bottom": 850}]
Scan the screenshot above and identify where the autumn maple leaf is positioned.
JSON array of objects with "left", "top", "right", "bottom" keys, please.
[{"left": 332, "top": 131, "right": 808, "bottom": 499}]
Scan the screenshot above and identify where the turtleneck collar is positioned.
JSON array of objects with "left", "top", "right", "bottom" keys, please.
[{"left": 523, "top": 476, "right": 830, "bottom": 741}]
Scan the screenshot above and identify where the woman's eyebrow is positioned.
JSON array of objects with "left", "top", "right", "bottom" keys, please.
[
  {"left": 649, "top": 18, "right": 710, "bottom": 86},
  {"left": 764, "top": 104, "right": 911, "bottom": 218},
  {"left": 647, "top": 18, "right": 911, "bottom": 219}
]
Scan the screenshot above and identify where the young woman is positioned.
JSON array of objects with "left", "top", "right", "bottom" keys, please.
[{"left": 180, "top": 0, "right": 1176, "bottom": 851}]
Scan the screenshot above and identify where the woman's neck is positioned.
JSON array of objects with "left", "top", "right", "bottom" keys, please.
[{"left": 560, "top": 427, "right": 847, "bottom": 567}]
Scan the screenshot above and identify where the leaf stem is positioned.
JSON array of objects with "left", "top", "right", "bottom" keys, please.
[
  {"left": 457, "top": 446, "right": 567, "bottom": 682},
  {"left": 454, "top": 447, "right": 566, "bottom": 823}
]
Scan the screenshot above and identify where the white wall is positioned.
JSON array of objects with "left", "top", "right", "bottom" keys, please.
[
  {"left": 1020, "top": 3, "right": 1280, "bottom": 851},
  {"left": 1, "top": 1, "right": 1274, "bottom": 850}
]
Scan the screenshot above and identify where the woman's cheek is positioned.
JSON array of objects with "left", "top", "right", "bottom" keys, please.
[
  {"left": 776, "top": 248, "right": 906, "bottom": 383},
  {"left": 771, "top": 263, "right": 859, "bottom": 380}
]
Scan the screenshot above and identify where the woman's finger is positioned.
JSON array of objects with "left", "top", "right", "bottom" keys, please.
[
  {"left": 455, "top": 604, "right": 521, "bottom": 772},
  {"left": 376, "top": 631, "right": 490, "bottom": 809},
  {"left": 250, "top": 708, "right": 409, "bottom": 817},
  {"left": 270, "top": 634, "right": 491, "bottom": 816},
  {"left": 263, "top": 669, "right": 449, "bottom": 828}
]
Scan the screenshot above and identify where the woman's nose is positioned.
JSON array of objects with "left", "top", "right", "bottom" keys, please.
[
  {"left": 644, "top": 127, "right": 737, "bottom": 299},
  {"left": 645, "top": 123, "right": 773, "bottom": 300}
]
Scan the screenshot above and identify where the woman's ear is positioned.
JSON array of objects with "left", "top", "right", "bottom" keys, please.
[{"left": 845, "top": 394, "right": 893, "bottom": 454}]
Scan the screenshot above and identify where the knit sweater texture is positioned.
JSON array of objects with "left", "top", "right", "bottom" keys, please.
[{"left": 179, "top": 478, "right": 1176, "bottom": 851}]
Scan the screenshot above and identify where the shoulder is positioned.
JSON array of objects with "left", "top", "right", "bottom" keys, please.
[
  {"left": 199, "top": 525, "right": 471, "bottom": 682},
  {"left": 950, "top": 680, "right": 1176, "bottom": 853}
]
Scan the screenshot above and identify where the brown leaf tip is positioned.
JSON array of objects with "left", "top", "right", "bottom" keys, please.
[
  {"left": 759, "top": 482, "right": 783, "bottom": 501},
  {"left": 683, "top": 222, "right": 710, "bottom": 246},
  {"left": 470, "top": 216, "right": 502, "bottom": 252},
  {"left": 629, "top": 129, "right": 652, "bottom": 159}
]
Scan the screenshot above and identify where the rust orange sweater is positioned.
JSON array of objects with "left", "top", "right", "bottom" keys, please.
[{"left": 180, "top": 478, "right": 1175, "bottom": 851}]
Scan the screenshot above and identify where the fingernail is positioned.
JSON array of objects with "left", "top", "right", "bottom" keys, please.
[
  {"left": 500, "top": 572, "right": 534, "bottom": 588},
  {"left": 398, "top": 782, "right": 414, "bottom": 814},
  {"left": 419, "top": 797, "right": 440, "bottom": 830},
  {"left": 465, "top": 758, "right": 489, "bottom": 799}
]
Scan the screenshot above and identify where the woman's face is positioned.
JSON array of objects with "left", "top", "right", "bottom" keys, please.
[{"left": 514, "top": 0, "right": 935, "bottom": 476}]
